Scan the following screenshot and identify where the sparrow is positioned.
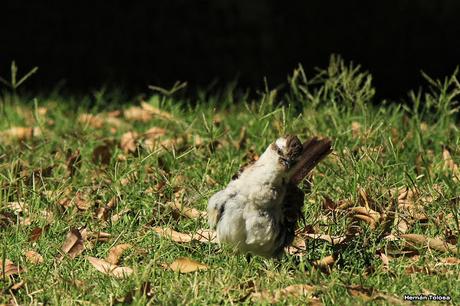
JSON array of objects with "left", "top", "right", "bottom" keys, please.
[{"left": 207, "top": 135, "right": 332, "bottom": 257}]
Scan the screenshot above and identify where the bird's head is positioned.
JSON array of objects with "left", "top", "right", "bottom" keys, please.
[{"left": 270, "top": 135, "right": 303, "bottom": 170}]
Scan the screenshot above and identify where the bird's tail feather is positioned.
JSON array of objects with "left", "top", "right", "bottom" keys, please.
[{"left": 289, "top": 137, "right": 332, "bottom": 185}]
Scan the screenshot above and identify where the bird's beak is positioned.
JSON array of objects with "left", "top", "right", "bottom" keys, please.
[{"left": 281, "top": 157, "right": 295, "bottom": 169}]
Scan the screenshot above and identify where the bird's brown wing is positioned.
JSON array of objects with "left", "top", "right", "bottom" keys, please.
[
  {"left": 289, "top": 137, "right": 332, "bottom": 185},
  {"left": 279, "top": 183, "right": 305, "bottom": 248}
]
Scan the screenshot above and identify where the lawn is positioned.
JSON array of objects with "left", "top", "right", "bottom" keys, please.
[{"left": 1, "top": 57, "right": 459, "bottom": 305}]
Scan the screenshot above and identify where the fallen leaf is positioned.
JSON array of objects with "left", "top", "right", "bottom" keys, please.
[
  {"left": 346, "top": 285, "right": 373, "bottom": 301},
  {"left": 351, "top": 121, "right": 362, "bottom": 138},
  {"left": 87, "top": 256, "right": 133, "bottom": 278},
  {"left": 144, "top": 127, "right": 166, "bottom": 139},
  {"left": 443, "top": 147, "right": 459, "bottom": 176},
  {"left": 29, "top": 227, "right": 44, "bottom": 242},
  {"left": 60, "top": 228, "right": 85, "bottom": 259},
  {"left": 234, "top": 127, "right": 247, "bottom": 150},
  {"left": 304, "top": 234, "right": 347, "bottom": 244},
  {"left": 205, "top": 175, "right": 217, "bottom": 186},
  {"left": 106, "top": 243, "right": 132, "bottom": 265},
  {"left": 10, "top": 280, "right": 25, "bottom": 291},
  {"left": 124, "top": 106, "right": 152, "bottom": 122},
  {"left": 95, "top": 196, "right": 119, "bottom": 220},
  {"left": 167, "top": 201, "right": 206, "bottom": 219},
  {"left": 379, "top": 252, "right": 390, "bottom": 270},
  {"left": 0, "top": 126, "right": 41, "bottom": 141},
  {"left": 350, "top": 206, "right": 380, "bottom": 222},
  {"left": 120, "top": 172, "right": 138, "bottom": 186},
  {"left": 193, "top": 229, "right": 218, "bottom": 243},
  {"left": 400, "top": 234, "right": 457, "bottom": 254},
  {"left": 285, "top": 237, "right": 307, "bottom": 255},
  {"left": 141, "top": 101, "right": 175, "bottom": 121},
  {"left": 66, "top": 149, "right": 81, "bottom": 177},
  {"left": 313, "top": 255, "right": 336, "bottom": 270},
  {"left": 0, "top": 259, "right": 24, "bottom": 276},
  {"left": 0, "top": 211, "right": 15, "bottom": 228},
  {"left": 25, "top": 250, "right": 44, "bottom": 264},
  {"left": 75, "top": 192, "right": 92, "bottom": 210},
  {"left": 251, "top": 284, "right": 317, "bottom": 303},
  {"left": 323, "top": 197, "right": 337, "bottom": 210},
  {"left": 438, "top": 257, "right": 460, "bottom": 265},
  {"left": 153, "top": 227, "right": 193, "bottom": 242},
  {"left": 153, "top": 227, "right": 217, "bottom": 243},
  {"left": 405, "top": 265, "right": 433, "bottom": 275},
  {"left": 87, "top": 231, "right": 111, "bottom": 242},
  {"left": 120, "top": 131, "right": 139, "bottom": 153},
  {"left": 165, "top": 257, "right": 208, "bottom": 273},
  {"left": 78, "top": 114, "right": 104, "bottom": 128},
  {"left": 353, "top": 214, "right": 377, "bottom": 229},
  {"left": 111, "top": 208, "right": 131, "bottom": 223},
  {"left": 92, "top": 142, "right": 113, "bottom": 165}
]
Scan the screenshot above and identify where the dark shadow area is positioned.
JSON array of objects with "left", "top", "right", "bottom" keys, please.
[{"left": 2, "top": 0, "right": 460, "bottom": 101}]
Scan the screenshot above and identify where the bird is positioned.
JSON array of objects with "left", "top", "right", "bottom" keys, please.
[{"left": 207, "top": 135, "right": 332, "bottom": 257}]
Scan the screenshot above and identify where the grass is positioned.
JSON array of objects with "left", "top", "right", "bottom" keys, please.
[{"left": 0, "top": 56, "right": 459, "bottom": 305}]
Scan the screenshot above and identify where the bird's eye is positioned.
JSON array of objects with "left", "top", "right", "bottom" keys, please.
[{"left": 276, "top": 148, "right": 283, "bottom": 155}]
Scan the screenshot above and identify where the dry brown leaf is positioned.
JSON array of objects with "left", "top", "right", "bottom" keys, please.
[
  {"left": 400, "top": 234, "right": 458, "bottom": 254},
  {"left": 379, "top": 252, "right": 390, "bottom": 270},
  {"left": 346, "top": 285, "right": 373, "bottom": 301},
  {"left": 167, "top": 201, "right": 206, "bottom": 219},
  {"left": 0, "top": 259, "right": 24, "bottom": 276},
  {"left": 251, "top": 284, "right": 317, "bottom": 303},
  {"left": 29, "top": 227, "right": 44, "bottom": 242},
  {"left": 124, "top": 106, "right": 152, "bottom": 122},
  {"left": 75, "top": 192, "right": 92, "bottom": 210},
  {"left": 0, "top": 211, "right": 16, "bottom": 228},
  {"left": 106, "top": 243, "right": 132, "bottom": 265},
  {"left": 7, "top": 201, "right": 27, "bottom": 213},
  {"left": 87, "top": 256, "right": 133, "bottom": 278},
  {"left": 66, "top": 149, "right": 81, "bottom": 177},
  {"left": 443, "top": 147, "right": 459, "bottom": 176},
  {"left": 350, "top": 206, "right": 380, "bottom": 222},
  {"left": 78, "top": 114, "right": 104, "bottom": 128},
  {"left": 323, "top": 197, "right": 337, "bottom": 210},
  {"left": 141, "top": 102, "right": 175, "bottom": 120},
  {"left": 10, "top": 280, "right": 25, "bottom": 291},
  {"left": 314, "top": 255, "right": 336, "bottom": 270},
  {"left": 92, "top": 142, "right": 113, "bottom": 165},
  {"left": 87, "top": 231, "right": 111, "bottom": 242},
  {"left": 120, "top": 131, "right": 139, "bottom": 153},
  {"left": 205, "top": 175, "right": 217, "bottom": 186},
  {"left": 285, "top": 237, "right": 307, "bottom": 255},
  {"left": 234, "top": 127, "right": 247, "bottom": 150},
  {"left": 193, "top": 229, "right": 218, "bottom": 243},
  {"left": 153, "top": 227, "right": 217, "bottom": 243},
  {"left": 336, "top": 199, "right": 354, "bottom": 210},
  {"left": 0, "top": 126, "right": 41, "bottom": 141},
  {"left": 153, "top": 227, "right": 194, "bottom": 243},
  {"left": 438, "top": 257, "right": 460, "bottom": 265},
  {"left": 404, "top": 265, "right": 433, "bottom": 275},
  {"left": 144, "top": 127, "right": 166, "bottom": 139},
  {"left": 111, "top": 208, "right": 131, "bottom": 223},
  {"left": 351, "top": 121, "right": 362, "bottom": 138},
  {"left": 396, "top": 218, "right": 410, "bottom": 234},
  {"left": 60, "top": 228, "right": 85, "bottom": 259},
  {"left": 25, "top": 250, "right": 44, "bottom": 264},
  {"left": 353, "top": 214, "right": 377, "bottom": 229},
  {"left": 95, "top": 196, "right": 119, "bottom": 220},
  {"left": 165, "top": 257, "right": 208, "bottom": 273},
  {"left": 304, "top": 234, "right": 347, "bottom": 244}
]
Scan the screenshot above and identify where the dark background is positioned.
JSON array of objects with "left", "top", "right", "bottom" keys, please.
[{"left": 2, "top": 0, "right": 460, "bottom": 101}]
